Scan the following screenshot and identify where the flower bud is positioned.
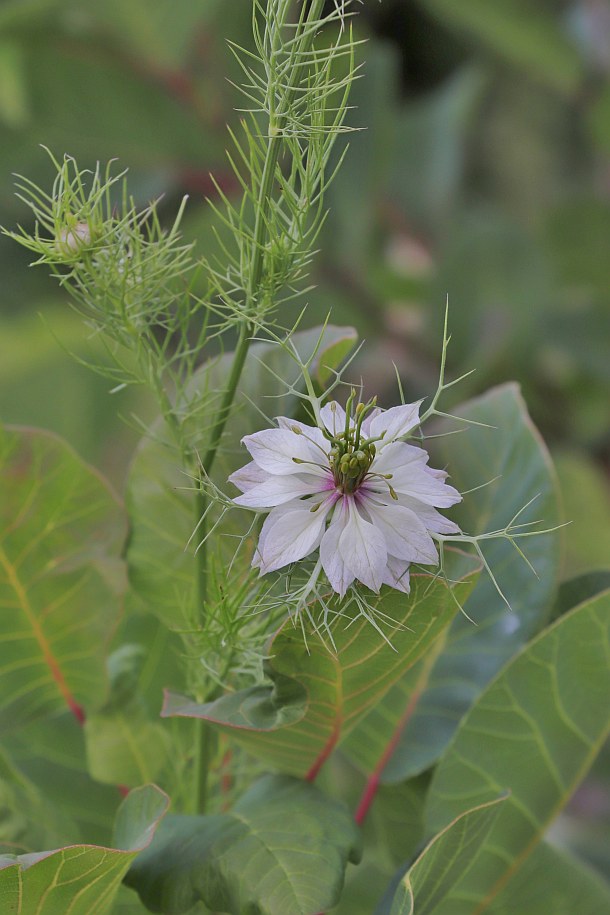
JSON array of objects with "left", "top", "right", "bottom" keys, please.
[{"left": 56, "top": 221, "right": 92, "bottom": 255}]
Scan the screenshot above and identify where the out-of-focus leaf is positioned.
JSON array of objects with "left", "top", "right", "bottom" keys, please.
[
  {"left": 392, "top": 67, "right": 485, "bottom": 236},
  {"left": 0, "top": 425, "right": 126, "bottom": 731},
  {"left": 77, "top": 0, "right": 226, "bottom": 69},
  {"left": 430, "top": 211, "right": 552, "bottom": 365},
  {"left": 126, "top": 775, "right": 360, "bottom": 915},
  {"left": 0, "top": 747, "right": 77, "bottom": 854},
  {"left": 126, "top": 325, "right": 357, "bottom": 628},
  {"left": 0, "top": 785, "right": 168, "bottom": 915},
  {"left": 554, "top": 450, "right": 610, "bottom": 577},
  {"left": 84, "top": 647, "right": 172, "bottom": 789},
  {"left": 376, "top": 796, "right": 506, "bottom": 915},
  {"left": 0, "top": 40, "right": 29, "bottom": 128},
  {"left": 552, "top": 571, "right": 610, "bottom": 620},
  {"left": 0, "top": 0, "right": 60, "bottom": 30},
  {"left": 162, "top": 552, "right": 479, "bottom": 778},
  {"left": 588, "top": 83, "right": 610, "bottom": 156},
  {"left": 342, "top": 384, "right": 560, "bottom": 782},
  {"left": 424, "top": 590, "right": 610, "bottom": 914},
  {"left": 547, "top": 198, "right": 610, "bottom": 294},
  {"left": 485, "top": 840, "right": 610, "bottom": 915},
  {"left": 4, "top": 712, "right": 122, "bottom": 846},
  {"left": 418, "top": 0, "right": 582, "bottom": 94},
  {"left": 0, "top": 38, "right": 223, "bottom": 168}
]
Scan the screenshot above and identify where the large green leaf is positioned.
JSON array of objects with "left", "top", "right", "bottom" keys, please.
[
  {"left": 342, "top": 384, "right": 560, "bottom": 782},
  {"left": 423, "top": 590, "right": 610, "bottom": 914},
  {"left": 0, "top": 746, "right": 77, "bottom": 854},
  {"left": 0, "top": 425, "right": 125, "bottom": 731},
  {"left": 162, "top": 551, "right": 479, "bottom": 777},
  {"left": 126, "top": 325, "right": 357, "bottom": 628},
  {"left": 485, "top": 840, "right": 610, "bottom": 915},
  {"left": 377, "top": 796, "right": 506, "bottom": 915},
  {"left": 84, "top": 646, "right": 173, "bottom": 789},
  {"left": 126, "top": 775, "right": 360, "bottom": 915},
  {"left": 0, "top": 785, "right": 168, "bottom": 915},
  {"left": 2, "top": 711, "right": 125, "bottom": 848},
  {"left": 417, "top": 0, "right": 582, "bottom": 94}
]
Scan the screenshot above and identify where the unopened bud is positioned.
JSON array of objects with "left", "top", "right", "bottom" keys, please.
[{"left": 56, "top": 221, "right": 92, "bottom": 254}]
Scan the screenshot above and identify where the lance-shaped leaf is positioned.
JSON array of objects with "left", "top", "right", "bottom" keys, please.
[
  {"left": 126, "top": 324, "right": 357, "bottom": 628},
  {"left": 423, "top": 589, "right": 610, "bottom": 914},
  {"left": 163, "top": 551, "right": 479, "bottom": 778},
  {"left": 376, "top": 796, "right": 506, "bottom": 915},
  {"left": 342, "top": 384, "right": 560, "bottom": 782},
  {"left": 125, "top": 774, "right": 361, "bottom": 915},
  {"left": 0, "top": 425, "right": 125, "bottom": 731},
  {"left": 0, "top": 784, "right": 168, "bottom": 915}
]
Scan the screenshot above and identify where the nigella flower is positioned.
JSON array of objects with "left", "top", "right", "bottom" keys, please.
[{"left": 229, "top": 393, "right": 461, "bottom": 597}]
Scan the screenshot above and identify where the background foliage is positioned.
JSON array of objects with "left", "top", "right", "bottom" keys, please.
[{"left": 1, "top": 1, "right": 609, "bottom": 913}]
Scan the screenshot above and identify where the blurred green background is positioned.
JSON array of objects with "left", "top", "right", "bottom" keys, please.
[{"left": 1, "top": 0, "right": 610, "bottom": 876}]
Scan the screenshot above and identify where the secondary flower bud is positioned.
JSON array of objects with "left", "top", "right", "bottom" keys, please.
[{"left": 56, "top": 221, "right": 92, "bottom": 254}]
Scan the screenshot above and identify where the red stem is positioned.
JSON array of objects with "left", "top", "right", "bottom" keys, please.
[
  {"left": 305, "top": 719, "right": 342, "bottom": 782},
  {"left": 354, "top": 689, "right": 422, "bottom": 826}
]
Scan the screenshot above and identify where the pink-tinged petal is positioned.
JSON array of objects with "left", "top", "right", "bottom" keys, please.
[
  {"left": 320, "top": 402, "right": 348, "bottom": 437},
  {"left": 370, "top": 441, "right": 428, "bottom": 478},
  {"left": 368, "top": 400, "right": 423, "bottom": 444},
  {"left": 398, "top": 495, "right": 460, "bottom": 535},
  {"left": 383, "top": 555, "right": 411, "bottom": 593},
  {"left": 339, "top": 498, "right": 387, "bottom": 593},
  {"left": 228, "top": 461, "right": 269, "bottom": 493},
  {"left": 234, "top": 472, "right": 325, "bottom": 509},
  {"left": 276, "top": 416, "right": 328, "bottom": 451},
  {"left": 257, "top": 498, "right": 334, "bottom": 573},
  {"left": 320, "top": 498, "right": 355, "bottom": 597},
  {"left": 242, "top": 428, "right": 327, "bottom": 476},
  {"left": 361, "top": 498, "right": 438, "bottom": 565}
]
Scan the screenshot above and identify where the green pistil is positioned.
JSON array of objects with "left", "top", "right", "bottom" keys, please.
[{"left": 327, "top": 394, "right": 381, "bottom": 494}]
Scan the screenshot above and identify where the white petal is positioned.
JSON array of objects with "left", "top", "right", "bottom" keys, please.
[
  {"left": 383, "top": 556, "right": 411, "bottom": 593},
  {"left": 319, "top": 498, "right": 355, "bottom": 597},
  {"left": 370, "top": 441, "right": 428, "bottom": 477},
  {"left": 382, "top": 461, "right": 461, "bottom": 508},
  {"left": 228, "top": 461, "right": 269, "bottom": 493},
  {"left": 242, "top": 428, "right": 327, "bottom": 476},
  {"left": 234, "top": 472, "right": 325, "bottom": 508},
  {"left": 398, "top": 495, "right": 460, "bottom": 535},
  {"left": 369, "top": 400, "right": 422, "bottom": 444},
  {"left": 339, "top": 498, "right": 387, "bottom": 593},
  {"left": 257, "top": 498, "right": 334, "bottom": 573},
  {"left": 320, "top": 402, "right": 349, "bottom": 437},
  {"left": 276, "top": 416, "right": 328, "bottom": 451},
  {"left": 361, "top": 498, "right": 439, "bottom": 564},
  {"left": 252, "top": 502, "right": 299, "bottom": 569}
]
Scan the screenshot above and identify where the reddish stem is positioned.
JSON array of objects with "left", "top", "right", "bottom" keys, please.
[
  {"left": 354, "top": 689, "right": 422, "bottom": 826},
  {"left": 67, "top": 696, "right": 86, "bottom": 726},
  {"left": 305, "top": 719, "right": 342, "bottom": 782}
]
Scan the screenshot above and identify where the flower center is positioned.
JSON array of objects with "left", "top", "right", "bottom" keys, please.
[{"left": 326, "top": 392, "right": 378, "bottom": 494}]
